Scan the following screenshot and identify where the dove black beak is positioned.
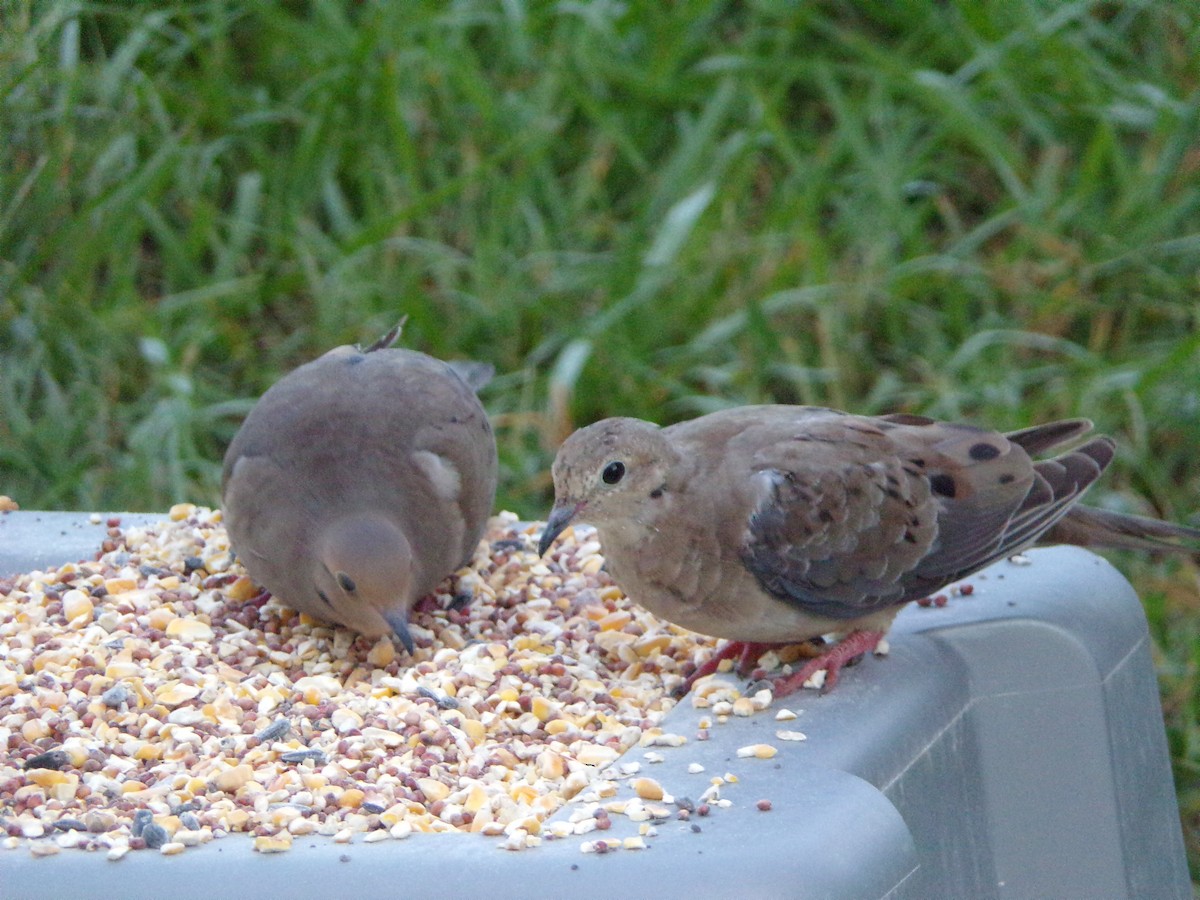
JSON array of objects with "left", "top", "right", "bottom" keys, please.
[
  {"left": 539, "top": 502, "right": 584, "bottom": 556},
  {"left": 384, "top": 609, "right": 416, "bottom": 655}
]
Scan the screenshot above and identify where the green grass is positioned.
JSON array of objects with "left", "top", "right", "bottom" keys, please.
[{"left": 3, "top": 0, "right": 1199, "bottom": 878}]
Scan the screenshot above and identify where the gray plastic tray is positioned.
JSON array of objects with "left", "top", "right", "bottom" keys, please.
[{"left": 0, "top": 511, "right": 1190, "bottom": 898}]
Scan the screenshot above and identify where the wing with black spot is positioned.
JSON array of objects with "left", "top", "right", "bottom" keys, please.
[{"left": 739, "top": 415, "right": 1113, "bottom": 615}]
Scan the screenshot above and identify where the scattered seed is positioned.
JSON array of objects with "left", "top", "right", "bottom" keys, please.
[
  {"left": 130, "top": 810, "right": 153, "bottom": 838},
  {"left": 631, "top": 778, "right": 664, "bottom": 801},
  {"left": 24, "top": 750, "right": 70, "bottom": 771},
  {"left": 101, "top": 683, "right": 132, "bottom": 708},
  {"left": 803, "top": 669, "right": 827, "bottom": 690},
  {"left": 736, "top": 743, "right": 778, "bottom": 759},
  {"left": 254, "top": 834, "right": 293, "bottom": 853},
  {"left": 279, "top": 748, "right": 327, "bottom": 764},
  {"left": 255, "top": 719, "right": 291, "bottom": 742},
  {"left": 141, "top": 823, "right": 169, "bottom": 850},
  {"left": 417, "top": 685, "right": 459, "bottom": 709},
  {"left": 731, "top": 697, "right": 756, "bottom": 717},
  {"left": 0, "top": 510, "right": 785, "bottom": 858}
]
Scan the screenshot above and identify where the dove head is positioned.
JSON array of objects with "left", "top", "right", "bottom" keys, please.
[
  {"left": 314, "top": 513, "right": 418, "bottom": 654},
  {"left": 539, "top": 417, "right": 677, "bottom": 555}
]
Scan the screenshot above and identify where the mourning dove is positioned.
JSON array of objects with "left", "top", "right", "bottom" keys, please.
[
  {"left": 539, "top": 407, "right": 1199, "bottom": 695},
  {"left": 222, "top": 321, "right": 498, "bottom": 652}
]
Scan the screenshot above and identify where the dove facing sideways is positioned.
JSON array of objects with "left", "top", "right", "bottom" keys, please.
[
  {"left": 539, "top": 407, "right": 1199, "bottom": 696},
  {"left": 222, "top": 322, "right": 497, "bottom": 653}
]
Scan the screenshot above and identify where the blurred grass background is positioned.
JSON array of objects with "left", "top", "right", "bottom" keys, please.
[{"left": 2, "top": 0, "right": 1199, "bottom": 878}]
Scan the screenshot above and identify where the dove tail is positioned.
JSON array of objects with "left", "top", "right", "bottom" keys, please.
[
  {"left": 1004, "top": 418, "right": 1094, "bottom": 455},
  {"left": 362, "top": 316, "right": 408, "bottom": 353},
  {"left": 1044, "top": 506, "right": 1200, "bottom": 555}
]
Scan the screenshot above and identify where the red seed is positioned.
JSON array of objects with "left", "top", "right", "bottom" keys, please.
[{"left": 756, "top": 799, "right": 772, "bottom": 812}]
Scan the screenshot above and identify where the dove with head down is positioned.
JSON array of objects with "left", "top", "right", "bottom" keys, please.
[{"left": 222, "top": 322, "right": 497, "bottom": 654}]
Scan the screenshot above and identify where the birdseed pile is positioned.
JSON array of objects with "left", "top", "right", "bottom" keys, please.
[{"left": 0, "top": 506, "right": 787, "bottom": 859}]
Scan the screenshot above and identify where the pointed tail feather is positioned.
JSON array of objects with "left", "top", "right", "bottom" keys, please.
[
  {"left": 1005, "top": 419, "right": 1094, "bottom": 455},
  {"left": 1043, "top": 506, "right": 1200, "bottom": 555},
  {"left": 362, "top": 316, "right": 408, "bottom": 353}
]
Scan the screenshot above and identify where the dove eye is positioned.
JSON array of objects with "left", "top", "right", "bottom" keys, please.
[{"left": 601, "top": 461, "right": 626, "bottom": 485}]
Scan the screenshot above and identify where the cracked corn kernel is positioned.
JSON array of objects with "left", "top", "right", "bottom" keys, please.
[
  {"left": 417, "top": 778, "right": 450, "bottom": 803},
  {"left": 165, "top": 618, "right": 214, "bottom": 642},
  {"left": 225, "top": 575, "right": 259, "bottom": 602},
  {"left": 366, "top": 637, "right": 396, "bottom": 667},
  {"left": 61, "top": 590, "right": 93, "bottom": 625},
  {"left": 212, "top": 764, "right": 254, "bottom": 792},
  {"left": 631, "top": 778, "right": 664, "bottom": 801},
  {"left": 576, "top": 744, "right": 620, "bottom": 766},
  {"left": 154, "top": 681, "right": 201, "bottom": 706},
  {"left": 736, "top": 744, "right": 779, "bottom": 759},
  {"left": 253, "top": 834, "right": 293, "bottom": 853},
  {"left": 103, "top": 577, "right": 137, "bottom": 594},
  {"left": 338, "top": 789, "right": 366, "bottom": 809},
  {"left": 531, "top": 695, "right": 554, "bottom": 722}
]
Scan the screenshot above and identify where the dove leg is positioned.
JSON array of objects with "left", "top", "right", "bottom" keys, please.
[
  {"left": 762, "top": 629, "right": 886, "bottom": 697},
  {"left": 734, "top": 641, "right": 776, "bottom": 676},
  {"left": 675, "top": 641, "right": 783, "bottom": 697},
  {"left": 675, "top": 641, "right": 746, "bottom": 694}
]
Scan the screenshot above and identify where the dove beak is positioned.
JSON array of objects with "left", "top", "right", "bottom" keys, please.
[
  {"left": 539, "top": 502, "right": 584, "bottom": 556},
  {"left": 384, "top": 608, "right": 416, "bottom": 655}
]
